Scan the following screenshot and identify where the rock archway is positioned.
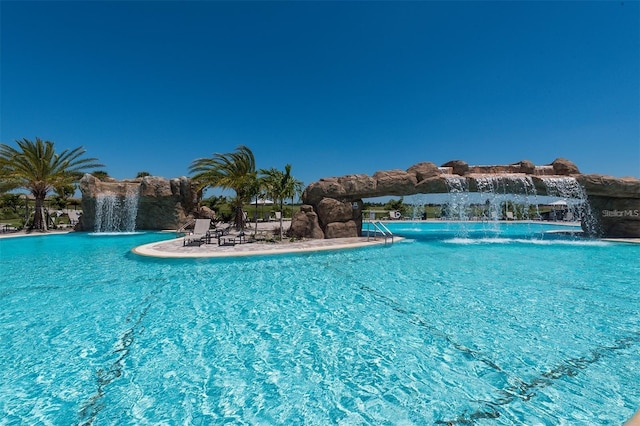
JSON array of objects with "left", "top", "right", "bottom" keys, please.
[{"left": 290, "top": 159, "right": 639, "bottom": 239}]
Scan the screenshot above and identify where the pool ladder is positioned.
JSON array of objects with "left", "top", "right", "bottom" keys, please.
[{"left": 367, "top": 221, "right": 395, "bottom": 245}]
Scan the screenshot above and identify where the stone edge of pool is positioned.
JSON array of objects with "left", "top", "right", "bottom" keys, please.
[{"left": 131, "top": 236, "right": 405, "bottom": 258}]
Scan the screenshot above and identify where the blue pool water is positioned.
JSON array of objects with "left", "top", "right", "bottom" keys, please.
[{"left": 1, "top": 224, "right": 638, "bottom": 424}]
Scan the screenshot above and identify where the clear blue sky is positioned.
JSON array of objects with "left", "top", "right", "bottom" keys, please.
[{"left": 2, "top": 1, "right": 639, "bottom": 191}]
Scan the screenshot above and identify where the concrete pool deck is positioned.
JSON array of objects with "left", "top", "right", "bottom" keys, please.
[{"left": 132, "top": 234, "right": 399, "bottom": 258}]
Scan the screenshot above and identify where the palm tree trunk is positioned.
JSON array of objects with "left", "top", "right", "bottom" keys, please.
[
  {"left": 279, "top": 200, "right": 284, "bottom": 240},
  {"left": 254, "top": 200, "right": 258, "bottom": 234},
  {"left": 32, "top": 193, "right": 47, "bottom": 231},
  {"left": 235, "top": 204, "right": 244, "bottom": 230}
]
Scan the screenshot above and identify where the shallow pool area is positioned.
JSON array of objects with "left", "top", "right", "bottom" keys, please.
[{"left": 1, "top": 224, "right": 638, "bottom": 424}]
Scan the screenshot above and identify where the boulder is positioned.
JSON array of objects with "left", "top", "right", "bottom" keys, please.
[
  {"left": 139, "top": 176, "right": 173, "bottom": 197},
  {"left": 407, "top": 162, "right": 441, "bottom": 182},
  {"left": 338, "top": 174, "right": 377, "bottom": 198},
  {"left": 577, "top": 174, "right": 640, "bottom": 198},
  {"left": 288, "top": 206, "right": 324, "bottom": 239},
  {"left": 415, "top": 176, "right": 449, "bottom": 193},
  {"left": 302, "top": 178, "right": 346, "bottom": 205},
  {"left": 137, "top": 176, "right": 196, "bottom": 230},
  {"left": 551, "top": 158, "right": 580, "bottom": 175},
  {"left": 441, "top": 160, "right": 469, "bottom": 176},
  {"left": 515, "top": 160, "right": 536, "bottom": 175},
  {"left": 317, "top": 198, "right": 354, "bottom": 225},
  {"left": 198, "top": 206, "right": 217, "bottom": 220},
  {"left": 372, "top": 169, "right": 418, "bottom": 196},
  {"left": 324, "top": 220, "right": 358, "bottom": 238}
]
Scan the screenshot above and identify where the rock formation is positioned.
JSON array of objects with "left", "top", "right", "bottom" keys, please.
[
  {"left": 79, "top": 174, "right": 197, "bottom": 231},
  {"left": 294, "top": 159, "right": 639, "bottom": 239},
  {"left": 577, "top": 174, "right": 640, "bottom": 238},
  {"left": 286, "top": 205, "right": 324, "bottom": 239}
]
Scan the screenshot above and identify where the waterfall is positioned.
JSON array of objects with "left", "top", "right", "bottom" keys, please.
[
  {"left": 440, "top": 175, "right": 541, "bottom": 221},
  {"left": 434, "top": 174, "right": 597, "bottom": 235},
  {"left": 405, "top": 194, "right": 427, "bottom": 220},
  {"left": 540, "top": 177, "right": 598, "bottom": 234},
  {"left": 443, "top": 176, "right": 470, "bottom": 220},
  {"left": 475, "top": 175, "right": 540, "bottom": 221},
  {"left": 94, "top": 185, "right": 140, "bottom": 233}
]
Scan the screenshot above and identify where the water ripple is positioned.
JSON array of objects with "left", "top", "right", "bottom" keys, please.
[
  {"left": 437, "top": 331, "right": 640, "bottom": 424},
  {"left": 329, "top": 261, "right": 640, "bottom": 424},
  {"left": 76, "top": 291, "right": 158, "bottom": 425}
]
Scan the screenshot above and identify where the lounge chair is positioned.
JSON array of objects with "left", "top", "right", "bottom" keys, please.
[
  {"left": 68, "top": 210, "right": 80, "bottom": 226},
  {"left": 183, "top": 218, "right": 211, "bottom": 246},
  {"left": 218, "top": 231, "right": 251, "bottom": 246},
  {"left": 505, "top": 211, "right": 515, "bottom": 220},
  {"left": 211, "top": 222, "right": 231, "bottom": 236},
  {"left": 1, "top": 223, "right": 18, "bottom": 233}
]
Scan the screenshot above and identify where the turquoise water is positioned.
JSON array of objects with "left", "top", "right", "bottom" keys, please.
[{"left": 1, "top": 224, "right": 638, "bottom": 425}]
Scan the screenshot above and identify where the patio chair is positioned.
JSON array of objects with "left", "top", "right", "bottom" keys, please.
[
  {"left": 219, "top": 230, "right": 252, "bottom": 246},
  {"left": 183, "top": 218, "right": 211, "bottom": 246},
  {"left": 68, "top": 210, "right": 80, "bottom": 226}
]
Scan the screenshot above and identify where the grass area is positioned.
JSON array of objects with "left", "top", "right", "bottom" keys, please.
[{"left": 0, "top": 195, "right": 82, "bottom": 230}]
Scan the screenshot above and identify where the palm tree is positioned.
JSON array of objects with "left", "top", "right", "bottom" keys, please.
[
  {"left": 51, "top": 183, "right": 76, "bottom": 210},
  {"left": 260, "top": 164, "right": 303, "bottom": 239},
  {"left": 0, "top": 137, "right": 103, "bottom": 231},
  {"left": 288, "top": 173, "right": 304, "bottom": 211},
  {"left": 247, "top": 172, "right": 266, "bottom": 233},
  {"left": 189, "top": 145, "right": 256, "bottom": 230}
]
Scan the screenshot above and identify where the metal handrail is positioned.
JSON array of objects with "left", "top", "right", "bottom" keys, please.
[
  {"left": 365, "top": 220, "right": 394, "bottom": 244},
  {"left": 374, "top": 221, "right": 394, "bottom": 244},
  {"left": 375, "top": 221, "right": 393, "bottom": 237},
  {"left": 363, "top": 210, "right": 395, "bottom": 244}
]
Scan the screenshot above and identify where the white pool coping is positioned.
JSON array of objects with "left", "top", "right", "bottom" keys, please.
[{"left": 131, "top": 235, "right": 403, "bottom": 258}]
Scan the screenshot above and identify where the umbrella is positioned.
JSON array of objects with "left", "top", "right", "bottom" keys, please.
[{"left": 252, "top": 198, "right": 274, "bottom": 205}]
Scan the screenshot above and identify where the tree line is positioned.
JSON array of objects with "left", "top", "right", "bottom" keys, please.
[{"left": 0, "top": 138, "right": 303, "bottom": 234}]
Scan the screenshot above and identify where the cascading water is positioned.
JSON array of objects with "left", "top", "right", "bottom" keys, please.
[
  {"left": 443, "top": 176, "right": 470, "bottom": 220},
  {"left": 406, "top": 194, "right": 427, "bottom": 220},
  {"left": 540, "top": 176, "right": 598, "bottom": 235},
  {"left": 94, "top": 185, "right": 140, "bottom": 233},
  {"left": 474, "top": 175, "right": 540, "bottom": 221},
  {"left": 396, "top": 174, "right": 596, "bottom": 237}
]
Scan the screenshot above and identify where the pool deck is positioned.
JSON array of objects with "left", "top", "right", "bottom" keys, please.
[
  {"left": 132, "top": 234, "right": 398, "bottom": 258},
  {"left": 134, "top": 219, "right": 401, "bottom": 258}
]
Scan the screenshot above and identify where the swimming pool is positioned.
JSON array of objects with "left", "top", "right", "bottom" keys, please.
[{"left": 1, "top": 224, "right": 638, "bottom": 424}]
